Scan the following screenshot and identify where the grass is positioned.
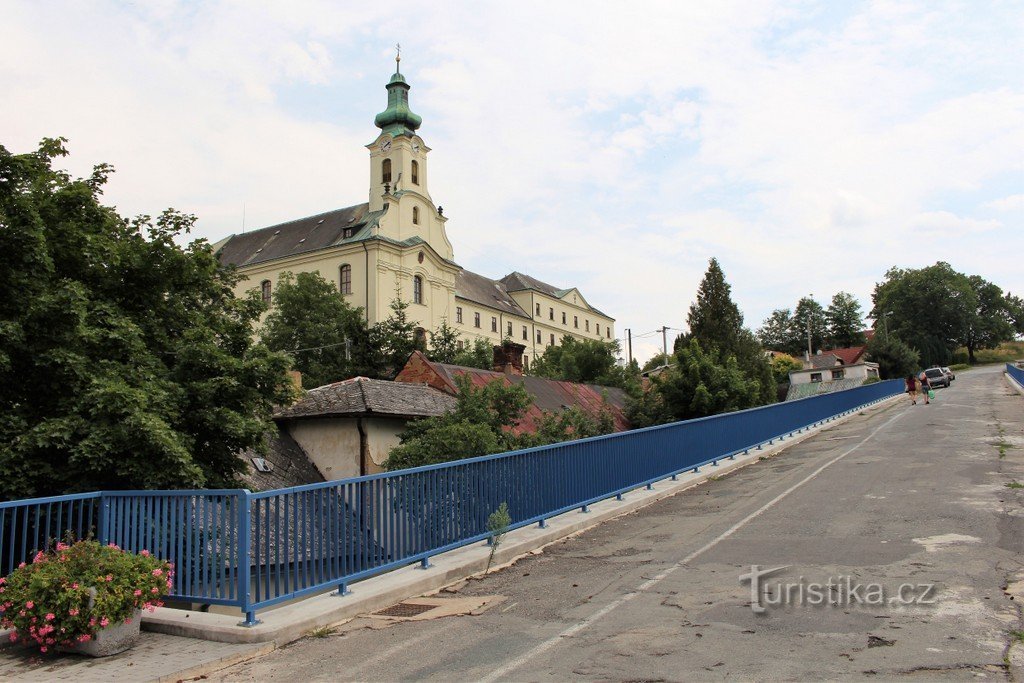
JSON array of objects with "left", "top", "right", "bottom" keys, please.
[
  {"left": 949, "top": 363, "right": 971, "bottom": 372},
  {"left": 308, "top": 625, "right": 337, "bottom": 638},
  {"left": 960, "top": 341, "right": 1024, "bottom": 364},
  {"left": 1005, "top": 481, "right": 1024, "bottom": 489},
  {"left": 1010, "top": 630, "right": 1024, "bottom": 643}
]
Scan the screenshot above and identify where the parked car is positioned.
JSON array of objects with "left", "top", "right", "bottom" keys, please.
[
  {"left": 941, "top": 366, "right": 955, "bottom": 381},
  {"left": 923, "top": 367, "right": 950, "bottom": 388}
]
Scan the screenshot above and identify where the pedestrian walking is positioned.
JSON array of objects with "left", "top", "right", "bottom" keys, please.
[
  {"left": 905, "top": 374, "right": 918, "bottom": 405},
  {"left": 918, "top": 371, "right": 931, "bottom": 404}
]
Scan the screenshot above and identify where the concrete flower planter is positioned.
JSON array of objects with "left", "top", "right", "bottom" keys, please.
[{"left": 59, "top": 609, "right": 142, "bottom": 657}]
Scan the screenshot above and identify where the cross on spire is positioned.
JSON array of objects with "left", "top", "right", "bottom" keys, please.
[{"left": 395, "top": 43, "right": 401, "bottom": 68}]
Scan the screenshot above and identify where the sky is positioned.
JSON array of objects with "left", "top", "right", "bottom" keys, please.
[{"left": 3, "top": 0, "right": 1022, "bottom": 364}]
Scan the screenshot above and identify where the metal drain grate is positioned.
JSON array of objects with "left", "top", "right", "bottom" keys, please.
[{"left": 373, "top": 602, "right": 437, "bottom": 618}]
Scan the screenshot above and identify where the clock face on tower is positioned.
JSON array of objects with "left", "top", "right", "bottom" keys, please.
[{"left": 380, "top": 139, "right": 392, "bottom": 152}]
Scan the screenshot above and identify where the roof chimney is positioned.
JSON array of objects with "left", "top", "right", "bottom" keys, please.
[{"left": 492, "top": 341, "right": 526, "bottom": 376}]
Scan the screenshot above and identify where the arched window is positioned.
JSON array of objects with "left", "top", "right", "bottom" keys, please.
[
  {"left": 382, "top": 158, "right": 392, "bottom": 184},
  {"left": 339, "top": 264, "right": 351, "bottom": 295},
  {"left": 413, "top": 275, "right": 423, "bottom": 304},
  {"left": 412, "top": 206, "right": 419, "bottom": 225},
  {"left": 261, "top": 279, "right": 272, "bottom": 304},
  {"left": 411, "top": 160, "right": 419, "bottom": 185}
]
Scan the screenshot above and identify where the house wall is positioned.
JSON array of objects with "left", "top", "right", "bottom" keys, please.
[
  {"left": 365, "top": 418, "right": 407, "bottom": 473},
  {"left": 790, "top": 364, "right": 879, "bottom": 385},
  {"left": 286, "top": 418, "right": 362, "bottom": 480}
]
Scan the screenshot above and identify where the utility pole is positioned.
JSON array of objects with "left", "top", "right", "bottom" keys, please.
[
  {"left": 806, "top": 294, "right": 814, "bottom": 360},
  {"left": 626, "top": 328, "right": 633, "bottom": 366},
  {"left": 661, "top": 326, "right": 669, "bottom": 363}
]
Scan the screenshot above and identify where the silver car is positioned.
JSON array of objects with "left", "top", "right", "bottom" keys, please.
[{"left": 923, "top": 367, "right": 950, "bottom": 389}]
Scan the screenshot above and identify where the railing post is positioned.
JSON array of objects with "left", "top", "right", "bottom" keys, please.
[
  {"left": 97, "top": 493, "right": 110, "bottom": 545},
  {"left": 237, "top": 492, "right": 259, "bottom": 627}
]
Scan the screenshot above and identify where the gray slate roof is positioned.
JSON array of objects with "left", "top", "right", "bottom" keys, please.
[
  {"left": 807, "top": 353, "right": 841, "bottom": 369},
  {"left": 456, "top": 270, "right": 530, "bottom": 318},
  {"left": 499, "top": 271, "right": 610, "bottom": 319},
  {"left": 275, "top": 376, "right": 457, "bottom": 420},
  {"left": 239, "top": 427, "right": 324, "bottom": 492}
]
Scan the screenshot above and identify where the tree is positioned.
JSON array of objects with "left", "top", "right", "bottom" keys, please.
[
  {"left": 791, "top": 297, "right": 827, "bottom": 356},
  {"left": 260, "top": 271, "right": 370, "bottom": 388},
  {"left": 685, "top": 258, "right": 743, "bottom": 356},
  {"left": 531, "top": 336, "right": 634, "bottom": 388},
  {"left": 452, "top": 337, "right": 494, "bottom": 370},
  {"left": 384, "top": 375, "right": 532, "bottom": 470},
  {"left": 871, "top": 263, "right": 976, "bottom": 368},
  {"left": 826, "top": 292, "right": 866, "bottom": 348},
  {"left": 769, "top": 353, "right": 804, "bottom": 384},
  {"left": 369, "top": 297, "right": 423, "bottom": 377},
  {"left": 757, "top": 309, "right": 800, "bottom": 353},
  {"left": 646, "top": 339, "right": 761, "bottom": 423},
  {"left": 0, "top": 139, "right": 295, "bottom": 498},
  {"left": 641, "top": 352, "right": 673, "bottom": 373},
  {"left": 427, "top": 319, "right": 461, "bottom": 364},
  {"left": 963, "top": 276, "right": 1016, "bottom": 364},
  {"left": 865, "top": 334, "right": 920, "bottom": 379}
]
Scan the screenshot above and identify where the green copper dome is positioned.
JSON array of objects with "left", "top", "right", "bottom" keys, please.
[{"left": 374, "top": 66, "right": 422, "bottom": 138}]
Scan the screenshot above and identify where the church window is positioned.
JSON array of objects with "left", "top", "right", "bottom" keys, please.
[
  {"left": 491, "top": 317, "right": 498, "bottom": 332},
  {"left": 382, "top": 158, "right": 392, "bottom": 184},
  {"left": 456, "top": 306, "right": 463, "bottom": 323},
  {"left": 585, "top": 320, "right": 590, "bottom": 332},
  {"left": 562, "top": 312, "right": 566, "bottom": 324},
  {"left": 536, "top": 330, "right": 542, "bottom": 343},
  {"left": 411, "top": 160, "right": 419, "bottom": 185},
  {"left": 261, "top": 280, "right": 272, "bottom": 304},
  {"left": 549, "top": 307, "right": 554, "bottom": 320},
  {"left": 574, "top": 316, "right": 578, "bottom": 328},
  {"left": 412, "top": 206, "right": 419, "bottom": 225},
  {"left": 507, "top": 321, "right": 513, "bottom": 336},
  {"left": 596, "top": 323, "right": 600, "bottom": 335},
  {"left": 535, "top": 303, "right": 540, "bottom": 316},
  {"left": 474, "top": 313, "right": 481, "bottom": 328},
  {"left": 339, "top": 264, "right": 351, "bottom": 294},
  {"left": 549, "top": 333, "right": 555, "bottom": 346},
  {"left": 522, "top": 325, "right": 528, "bottom": 340},
  {"left": 413, "top": 275, "right": 423, "bottom": 304},
  {"left": 607, "top": 328, "right": 611, "bottom": 339},
  {"left": 457, "top": 340, "right": 465, "bottom": 351}
]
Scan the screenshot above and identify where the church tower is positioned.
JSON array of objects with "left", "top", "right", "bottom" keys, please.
[{"left": 367, "top": 51, "right": 453, "bottom": 262}]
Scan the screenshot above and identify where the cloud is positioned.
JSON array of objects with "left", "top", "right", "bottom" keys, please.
[{"left": 2, "top": 0, "right": 1022, "bottom": 365}]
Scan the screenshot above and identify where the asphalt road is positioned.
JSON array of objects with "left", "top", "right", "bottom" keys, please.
[{"left": 217, "top": 364, "right": 1024, "bottom": 681}]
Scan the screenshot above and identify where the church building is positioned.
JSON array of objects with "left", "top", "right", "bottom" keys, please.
[{"left": 214, "top": 56, "right": 615, "bottom": 371}]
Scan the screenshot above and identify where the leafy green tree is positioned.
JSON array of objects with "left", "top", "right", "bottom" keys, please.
[
  {"left": 260, "top": 271, "right": 370, "bottom": 388},
  {"left": 641, "top": 352, "right": 673, "bottom": 373},
  {"left": 0, "top": 138, "right": 295, "bottom": 498},
  {"left": 427, "top": 319, "right": 461, "bottom": 364},
  {"left": 769, "top": 353, "right": 804, "bottom": 384},
  {"left": 384, "top": 376, "right": 531, "bottom": 470},
  {"left": 826, "top": 292, "right": 866, "bottom": 348},
  {"left": 757, "top": 309, "right": 800, "bottom": 354},
  {"left": 865, "top": 334, "right": 920, "bottom": 379},
  {"left": 791, "top": 297, "right": 827, "bottom": 356},
  {"left": 871, "top": 262, "right": 976, "bottom": 367},
  {"left": 528, "top": 404, "right": 615, "bottom": 446},
  {"left": 531, "top": 336, "right": 634, "bottom": 388},
  {"left": 652, "top": 339, "right": 761, "bottom": 422},
  {"left": 452, "top": 337, "right": 494, "bottom": 369},
  {"left": 963, "top": 276, "right": 1016, "bottom": 364}
]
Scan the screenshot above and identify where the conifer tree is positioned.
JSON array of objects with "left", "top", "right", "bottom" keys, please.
[{"left": 685, "top": 257, "right": 744, "bottom": 355}]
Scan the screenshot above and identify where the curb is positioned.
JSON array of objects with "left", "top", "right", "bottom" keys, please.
[
  {"left": 142, "top": 393, "right": 902, "bottom": 646},
  {"left": 153, "top": 641, "right": 275, "bottom": 683}
]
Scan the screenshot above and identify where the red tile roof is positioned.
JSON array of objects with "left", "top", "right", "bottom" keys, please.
[
  {"left": 395, "top": 351, "right": 630, "bottom": 435},
  {"left": 823, "top": 345, "right": 868, "bottom": 365}
]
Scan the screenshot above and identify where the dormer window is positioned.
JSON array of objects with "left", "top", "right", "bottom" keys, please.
[
  {"left": 411, "top": 160, "right": 419, "bottom": 185},
  {"left": 412, "top": 206, "right": 419, "bottom": 225},
  {"left": 382, "top": 158, "right": 392, "bottom": 184}
]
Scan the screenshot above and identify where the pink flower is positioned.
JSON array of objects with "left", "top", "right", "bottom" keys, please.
[
  {"left": 0, "top": 587, "right": 5, "bottom": 594},
  {"left": 8, "top": 633, "right": 17, "bottom": 643},
  {"left": 25, "top": 601, "right": 34, "bottom": 609},
  {"left": 45, "top": 613, "right": 55, "bottom": 621},
  {"left": 99, "top": 617, "right": 109, "bottom": 627},
  {"left": 152, "top": 568, "right": 163, "bottom": 577},
  {"left": 150, "top": 587, "right": 159, "bottom": 594},
  {"left": 133, "top": 589, "right": 142, "bottom": 597},
  {"left": 71, "top": 583, "right": 79, "bottom": 589},
  {"left": 68, "top": 608, "right": 79, "bottom": 616},
  {"left": 124, "top": 617, "right": 132, "bottom": 624},
  {"left": 78, "top": 634, "right": 91, "bottom": 642},
  {"left": 56, "top": 542, "right": 68, "bottom": 551},
  {"left": 0, "top": 576, "right": 6, "bottom": 584},
  {"left": 39, "top": 646, "right": 47, "bottom": 653},
  {"left": 17, "top": 562, "right": 25, "bottom": 569},
  {"left": 140, "top": 549, "right": 150, "bottom": 557},
  {"left": 105, "top": 574, "right": 113, "bottom": 582}
]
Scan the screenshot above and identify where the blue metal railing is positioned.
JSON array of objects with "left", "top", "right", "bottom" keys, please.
[
  {"left": 1007, "top": 362, "right": 1024, "bottom": 389},
  {"left": 1, "top": 379, "right": 902, "bottom": 624}
]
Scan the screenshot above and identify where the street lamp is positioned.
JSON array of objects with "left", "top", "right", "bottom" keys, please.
[{"left": 882, "top": 311, "right": 893, "bottom": 338}]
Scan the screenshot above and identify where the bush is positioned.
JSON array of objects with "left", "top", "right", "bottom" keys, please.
[
  {"left": 0, "top": 540, "right": 172, "bottom": 653},
  {"left": 949, "top": 363, "right": 970, "bottom": 372}
]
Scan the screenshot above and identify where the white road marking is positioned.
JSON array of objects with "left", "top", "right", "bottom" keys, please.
[
  {"left": 347, "top": 629, "right": 437, "bottom": 677},
  {"left": 478, "top": 410, "right": 906, "bottom": 683}
]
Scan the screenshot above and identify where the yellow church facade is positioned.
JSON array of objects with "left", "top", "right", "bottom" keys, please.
[{"left": 214, "top": 60, "right": 614, "bottom": 371}]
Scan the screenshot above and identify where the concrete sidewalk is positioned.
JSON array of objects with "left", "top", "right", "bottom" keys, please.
[{"left": 0, "top": 392, "right": 898, "bottom": 681}]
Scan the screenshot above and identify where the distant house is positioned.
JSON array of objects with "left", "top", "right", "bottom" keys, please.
[{"left": 786, "top": 350, "right": 879, "bottom": 400}]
